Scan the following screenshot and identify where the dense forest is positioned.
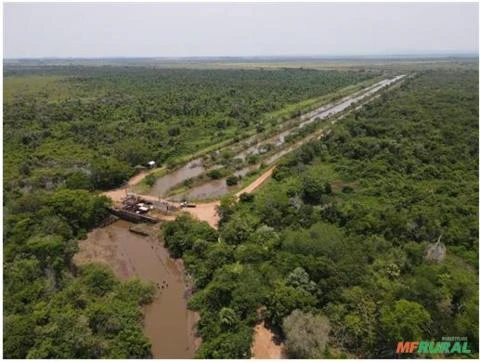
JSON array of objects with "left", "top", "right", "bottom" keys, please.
[
  {"left": 3, "top": 187, "right": 156, "bottom": 358},
  {"left": 3, "top": 66, "right": 376, "bottom": 358},
  {"left": 4, "top": 66, "right": 374, "bottom": 196},
  {"left": 162, "top": 68, "right": 479, "bottom": 358}
]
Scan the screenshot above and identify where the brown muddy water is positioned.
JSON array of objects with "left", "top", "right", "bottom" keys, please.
[
  {"left": 169, "top": 166, "right": 255, "bottom": 202},
  {"left": 150, "top": 159, "right": 205, "bottom": 197},
  {"left": 169, "top": 178, "right": 229, "bottom": 201},
  {"left": 74, "top": 220, "right": 199, "bottom": 358}
]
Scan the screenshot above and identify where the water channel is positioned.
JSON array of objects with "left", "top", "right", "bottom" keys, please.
[{"left": 155, "top": 75, "right": 405, "bottom": 202}]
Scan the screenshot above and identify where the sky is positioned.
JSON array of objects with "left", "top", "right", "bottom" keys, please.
[{"left": 4, "top": 2, "right": 479, "bottom": 58}]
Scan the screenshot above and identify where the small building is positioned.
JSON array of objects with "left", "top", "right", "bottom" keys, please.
[{"left": 147, "top": 160, "right": 156, "bottom": 168}]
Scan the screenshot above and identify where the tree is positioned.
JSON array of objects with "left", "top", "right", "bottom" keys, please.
[
  {"left": 380, "top": 299, "right": 431, "bottom": 342},
  {"left": 65, "top": 171, "right": 93, "bottom": 190},
  {"left": 26, "top": 310, "right": 96, "bottom": 358},
  {"left": 219, "top": 307, "right": 239, "bottom": 330},
  {"left": 266, "top": 284, "right": 317, "bottom": 328},
  {"left": 239, "top": 192, "right": 254, "bottom": 203},
  {"left": 80, "top": 264, "right": 117, "bottom": 297},
  {"left": 196, "top": 326, "right": 252, "bottom": 359},
  {"left": 221, "top": 213, "right": 259, "bottom": 245},
  {"left": 286, "top": 267, "right": 317, "bottom": 294},
  {"left": 145, "top": 174, "right": 156, "bottom": 187},
  {"left": 106, "top": 326, "right": 152, "bottom": 358},
  {"left": 302, "top": 174, "right": 325, "bottom": 204},
  {"left": 3, "top": 314, "right": 36, "bottom": 358},
  {"left": 115, "top": 140, "right": 151, "bottom": 166},
  {"left": 163, "top": 213, "right": 218, "bottom": 258},
  {"left": 26, "top": 234, "right": 65, "bottom": 272},
  {"left": 234, "top": 243, "right": 269, "bottom": 263},
  {"left": 90, "top": 157, "right": 133, "bottom": 190},
  {"left": 47, "top": 189, "right": 110, "bottom": 233},
  {"left": 207, "top": 169, "right": 223, "bottom": 180},
  {"left": 326, "top": 287, "right": 378, "bottom": 353},
  {"left": 216, "top": 196, "right": 237, "bottom": 225},
  {"left": 226, "top": 175, "right": 239, "bottom": 186},
  {"left": 283, "top": 309, "right": 331, "bottom": 358},
  {"left": 249, "top": 224, "right": 280, "bottom": 249}
]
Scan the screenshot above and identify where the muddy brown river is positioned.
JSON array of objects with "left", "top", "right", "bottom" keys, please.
[{"left": 74, "top": 220, "right": 199, "bottom": 358}]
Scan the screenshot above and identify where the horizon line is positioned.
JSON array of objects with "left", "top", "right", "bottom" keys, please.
[{"left": 5, "top": 52, "right": 479, "bottom": 61}]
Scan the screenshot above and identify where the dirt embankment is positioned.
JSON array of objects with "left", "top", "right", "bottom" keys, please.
[
  {"left": 251, "top": 322, "right": 286, "bottom": 359},
  {"left": 101, "top": 173, "right": 147, "bottom": 205},
  {"left": 182, "top": 201, "right": 221, "bottom": 229}
]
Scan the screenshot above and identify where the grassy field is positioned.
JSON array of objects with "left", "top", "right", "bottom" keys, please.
[
  {"left": 6, "top": 56, "right": 477, "bottom": 71},
  {"left": 3, "top": 75, "right": 74, "bottom": 102}
]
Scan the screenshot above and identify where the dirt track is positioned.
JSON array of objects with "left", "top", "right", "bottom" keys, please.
[
  {"left": 182, "top": 201, "right": 221, "bottom": 228},
  {"left": 236, "top": 167, "right": 274, "bottom": 197}
]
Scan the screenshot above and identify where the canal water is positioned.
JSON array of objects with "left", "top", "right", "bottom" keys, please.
[
  {"left": 235, "top": 75, "right": 404, "bottom": 161},
  {"left": 165, "top": 75, "right": 405, "bottom": 202},
  {"left": 149, "top": 159, "right": 205, "bottom": 197},
  {"left": 169, "top": 166, "right": 255, "bottom": 202}
]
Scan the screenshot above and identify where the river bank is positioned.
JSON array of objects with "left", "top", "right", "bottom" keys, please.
[{"left": 73, "top": 220, "right": 200, "bottom": 358}]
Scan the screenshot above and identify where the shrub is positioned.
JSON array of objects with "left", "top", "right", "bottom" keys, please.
[
  {"left": 239, "top": 193, "right": 254, "bottom": 202},
  {"left": 226, "top": 176, "right": 239, "bottom": 186},
  {"left": 145, "top": 174, "right": 156, "bottom": 187},
  {"left": 207, "top": 169, "right": 223, "bottom": 180}
]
